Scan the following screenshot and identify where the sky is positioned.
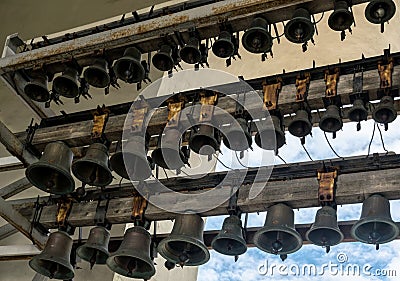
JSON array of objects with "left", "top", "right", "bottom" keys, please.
[{"left": 198, "top": 116, "right": 400, "bottom": 281}]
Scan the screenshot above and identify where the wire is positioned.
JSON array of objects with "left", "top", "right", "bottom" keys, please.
[
  {"left": 162, "top": 168, "right": 169, "bottom": 180},
  {"left": 213, "top": 154, "right": 234, "bottom": 171},
  {"left": 235, "top": 151, "right": 250, "bottom": 168},
  {"left": 366, "top": 123, "right": 376, "bottom": 157},
  {"left": 376, "top": 123, "right": 389, "bottom": 154},
  {"left": 276, "top": 154, "right": 287, "bottom": 164},
  {"left": 324, "top": 132, "right": 343, "bottom": 159},
  {"left": 302, "top": 143, "right": 314, "bottom": 161},
  {"left": 179, "top": 169, "right": 191, "bottom": 177},
  {"left": 313, "top": 12, "right": 325, "bottom": 24}
]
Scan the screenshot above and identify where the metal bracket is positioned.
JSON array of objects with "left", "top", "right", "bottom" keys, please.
[
  {"left": 324, "top": 68, "right": 340, "bottom": 98},
  {"left": 94, "top": 196, "right": 110, "bottom": 228},
  {"left": 378, "top": 57, "right": 393, "bottom": 90},
  {"left": 131, "top": 106, "right": 148, "bottom": 134},
  {"left": 317, "top": 168, "right": 338, "bottom": 205},
  {"left": 199, "top": 91, "right": 218, "bottom": 122},
  {"left": 295, "top": 73, "right": 311, "bottom": 102},
  {"left": 56, "top": 198, "right": 73, "bottom": 230},
  {"left": 91, "top": 105, "right": 110, "bottom": 141},
  {"left": 131, "top": 194, "right": 148, "bottom": 225},
  {"left": 262, "top": 78, "right": 282, "bottom": 111},
  {"left": 167, "top": 98, "right": 185, "bottom": 127}
]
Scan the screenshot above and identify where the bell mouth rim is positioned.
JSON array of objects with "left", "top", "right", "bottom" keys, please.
[
  {"left": 179, "top": 46, "right": 202, "bottom": 64},
  {"left": 211, "top": 41, "right": 235, "bottom": 58},
  {"left": 242, "top": 27, "right": 273, "bottom": 54},
  {"left": 305, "top": 227, "right": 344, "bottom": 246},
  {"left": 284, "top": 18, "right": 315, "bottom": 44},
  {"left": 157, "top": 236, "right": 210, "bottom": 266},
  {"left": 76, "top": 246, "right": 110, "bottom": 264},
  {"left": 151, "top": 147, "right": 186, "bottom": 170},
  {"left": 83, "top": 67, "right": 111, "bottom": 88},
  {"left": 52, "top": 77, "right": 79, "bottom": 98},
  {"left": 372, "top": 109, "right": 397, "bottom": 124},
  {"left": 24, "top": 83, "right": 50, "bottom": 102},
  {"left": 106, "top": 255, "right": 156, "bottom": 278},
  {"left": 29, "top": 257, "right": 75, "bottom": 279},
  {"left": 110, "top": 152, "right": 151, "bottom": 181},
  {"left": 350, "top": 218, "right": 399, "bottom": 244},
  {"left": 71, "top": 160, "right": 113, "bottom": 187},
  {"left": 328, "top": 10, "right": 354, "bottom": 31},
  {"left": 288, "top": 121, "right": 312, "bottom": 138},
  {"left": 253, "top": 226, "right": 303, "bottom": 255},
  {"left": 365, "top": 0, "right": 396, "bottom": 23},
  {"left": 211, "top": 236, "right": 248, "bottom": 256},
  {"left": 222, "top": 133, "right": 252, "bottom": 151},
  {"left": 25, "top": 163, "right": 75, "bottom": 195}
]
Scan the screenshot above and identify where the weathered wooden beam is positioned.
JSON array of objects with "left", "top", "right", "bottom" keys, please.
[
  {"left": 0, "top": 244, "right": 40, "bottom": 261},
  {"left": 0, "top": 177, "right": 32, "bottom": 200},
  {"left": 0, "top": 224, "right": 18, "bottom": 241}
]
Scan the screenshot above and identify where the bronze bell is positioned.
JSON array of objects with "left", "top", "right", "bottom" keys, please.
[
  {"left": 180, "top": 37, "right": 202, "bottom": 65},
  {"left": 351, "top": 194, "right": 399, "bottom": 246},
  {"left": 319, "top": 105, "right": 343, "bottom": 133},
  {"left": 211, "top": 215, "right": 247, "bottom": 256},
  {"left": 189, "top": 125, "right": 221, "bottom": 156},
  {"left": 77, "top": 226, "right": 110, "bottom": 269},
  {"left": 254, "top": 203, "right": 303, "bottom": 255},
  {"left": 110, "top": 136, "right": 152, "bottom": 181},
  {"left": 152, "top": 128, "right": 187, "bottom": 170},
  {"left": 72, "top": 143, "right": 113, "bottom": 187},
  {"left": 83, "top": 59, "right": 110, "bottom": 88},
  {"left": 152, "top": 44, "right": 175, "bottom": 72},
  {"left": 288, "top": 109, "right": 312, "bottom": 138},
  {"left": 328, "top": 0, "right": 354, "bottom": 31},
  {"left": 26, "top": 141, "right": 75, "bottom": 195},
  {"left": 242, "top": 17, "right": 273, "bottom": 54},
  {"left": 29, "top": 231, "right": 74, "bottom": 280},
  {"left": 223, "top": 118, "right": 252, "bottom": 151},
  {"left": 212, "top": 31, "right": 235, "bottom": 58},
  {"left": 52, "top": 67, "right": 80, "bottom": 98},
  {"left": 157, "top": 214, "right": 210, "bottom": 266},
  {"left": 306, "top": 206, "right": 344, "bottom": 249},
  {"left": 365, "top": 0, "right": 396, "bottom": 25},
  {"left": 113, "top": 47, "right": 145, "bottom": 83},
  {"left": 284, "top": 8, "right": 315, "bottom": 43},
  {"left": 107, "top": 226, "right": 155, "bottom": 279},
  {"left": 24, "top": 71, "right": 50, "bottom": 102},
  {"left": 255, "top": 115, "right": 285, "bottom": 151},
  {"left": 348, "top": 99, "right": 368, "bottom": 123},
  {"left": 372, "top": 96, "right": 397, "bottom": 124}
]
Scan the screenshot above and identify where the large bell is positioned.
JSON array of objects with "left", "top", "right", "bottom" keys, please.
[
  {"left": 158, "top": 214, "right": 210, "bottom": 266},
  {"left": 189, "top": 125, "right": 221, "bottom": 156},
  {"left": 84, "top": 59, "right": 110, "bottom": 88},
  {"left": 351, "top": 194, "right": 399, "bottom": 245},
  {"left": 152, "top": 44, "right": 175, "bottom": 72},
  {"left": 306, "top": 206, "right": 344, "bottom": 248},
  {"left": 52, "top": 67, "right": 80, "bottom": 98},
  {"left": 284, "top": 8, "right": 315, "bottom": 43},
  {"left": 26, "top": 141, "right": 75, "bottom": 195},
  {"left": 77, "top": 226, "right": 110, "bottom": 269},
  {"left": 151, "top": 128, "right": 187, "bottom": 170},
  {"left": 253, "top": 203, "right": 303, "bottom": 255},
  {"left": 222, "top": 118, "right": 252, "bottom": 151},
  {"left": 29, "top": 231, "right": 74, "bottom": 280},
  {"left": 211, "top": 215, "right": 247, "bottom": 256},
  {"left": 212, "top": 31, "right": 235, "bottom": 58},
  {"left": 180, "top": 37, "right": 202, "bottom": 65},
  {"left": 288, "top": 109, "right": 312, "bottom": 138},
  {"left": 242, "top": 17, "right": 273, "bottom": 54},
  {"left": 107, "top": 226, "right": 155, "bottom": 279},
  {"left": 110, "top": 136, "right": 152, "bottom": 181},
  {"left": 24, "top": 71, "right": 50, "bottom": 102},
  {"left": 255, "top": 115, "right": 285, "bottom": 151},
  {"left": 72, "top": 143, "right": 113, "bottom": 187},
  {"left": 319, "top": 105, "right": 343, "bottom": 133},
  {"left": 365, "top": 0, "right": 396, "bottom": 24},
  {"left": 348, "top": 99, "right": 368, "bottom": 123},
  {"left": 372, "top": 95, "right": 397, "bottom": 124},
  {"left": 113, "top": 47, "right": 145, "bottom": 83},
  {"left": 328, "top": 0, "right": 354, "bottom": 31}
]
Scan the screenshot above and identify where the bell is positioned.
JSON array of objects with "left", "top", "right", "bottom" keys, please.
[
  {"left": 255, "top": 115, "right": 285, "bottom": 151},
  {"left": 77, "top": 226, "right": 110, "bottom": 269},
  {"left": 288, "top": 109, "right": 312, "bottom": 138},
  {"left": 222, "top": 118, "right": 252, "bottom": 151},
  {"left": 328, "top": 1, "right": 354, "bottom": 31},
  {"left": 26, "top": 141, "right": 75, "bottom": 195},
  {"left": 306, "top": 206, "right": 344, "bottom": 248},
  {"left": 180, "top": 37, "right": 202, "bottom": 64},
  {"left": 211, "top": 215, "right": 247, "bottom": 256},
  {"left": 348, "top": 99, "right": 368, "bottom": 123},
  {"left": 319, "top": 105, "right": 343, "bottom": 133},
  {"left": 253, "top": 203, "right": 303, "bottom": 255},
  {"left": 107, "top": 226, "right": 155, "bottom": 279},
  {"left": 189, "top": 125, "right": 221, "bottom": 156},
  {"left": 284, "top": 8, "right": 315, "bottom": 43},
  {"left": 113, "top": 47, "right": 145, "bottom": 83},
  {"left": 152, "top": 44, "right": 175, "bottom": 72},
  {"left": 110, "top": 136, "right": 152, "bottom": 181},
  {"left": 351, "top": 194, "right": 399, "bottom": 245},
  {"left": 52, "top": 67, "right": 80, "bottom": 98},
  {"left": 242, "top": 17, "right": 273, "bottom": 54},
  {"left": 365, "top": 0, "right": 396, "bottom": 25},
  {"left": 212, "top": 31, "right": 235, "bottom": 58},
  {"left": 29, "top": 231, "right": 74, "bottom": 280},
  {"left": 24, "top": 71, "right": 50, "bottom": 102},
  {"left": 72, "top": 143, "right": 113, "bottom": 187},
  {"left": 372, "top": 96, "right": 397, "bottom": 124},
  {"left": 84, "top": 59, "right": 110, "bottom": 88},
  {"left": 158, "top": 214, "right": 210, "bottom": 266},
  {"left": 151, "top": 128, "right": 187, "bottom": 170}
]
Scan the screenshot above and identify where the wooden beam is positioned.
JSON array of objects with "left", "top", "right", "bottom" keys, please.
[
  {"left": 0, "top": 177, "right": 32, "bottom": 200},
  {"left": 0, "top": 224, "right": 18, "bottom": 241}
]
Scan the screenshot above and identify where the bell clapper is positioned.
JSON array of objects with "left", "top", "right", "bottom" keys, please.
[
  {"left": 280, "top": 254, "right": 287, "bottom": 262},
  {"left": 234, "top": 255, "right": 239, "bottom": 262},
  {"left": 89, "top": 250, "right": 97, "bottom": 270},
  {"left": 127, "top": 258, "right": 138, "bottom": 276},
  {"left": 325, "top": 245, "right": 331, "bottom": 254},
  {"left": 376, "top": 243, "right": 380, "bottom": 251}
]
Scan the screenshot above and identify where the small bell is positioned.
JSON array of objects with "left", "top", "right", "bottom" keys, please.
[
  {"left": 212, "top": 31, "right": 235, "bottom": 58},
  {"left": 180, "top": 37, "right": 202, "bottom": 65},
  {"left": 284, "top": 8, "right": 315, "bottom": 44},
  {"left": 222, "top": 118, "right": 252, "bottom": 151},
  {"left": 189, "top": 125, "right": 221, "bottom": 156},
  {"left": 52, "top": 67, "right": 80, "bottom": 98},
  {"left": 77, "top": 226, "right": 110, "bottom": 269},
  {"left": 365, "top": 0, "right": 396, "bottom": 32},
  {"left": 288, "top": 109, "right": 312, "bottom": 138},
  {"left": 319, "top": 105, "right": 343, "bottom": 133},
  {"left": 113, "top": 47, "right": 145, "bottom": 83},
  {"left": 328, "top": 0, "right": 354, "bottom": 32},
  {"left": 242, "top": 17, "right": 273, "bottom": 54},
  {"left": 24, "top": 71, "right": 50, "bottom": 102},
  {"left": 152, "top": 45, "right": 175, "bottom": 72},
  {"left": 372, "top": 96, "right": 397, "bottom": 124},
  {"left": 84, "top": 59, "right": 110, "bottom": 88},
  {"left": 255, "top": 115, "right": 285, "bottom": 151}
]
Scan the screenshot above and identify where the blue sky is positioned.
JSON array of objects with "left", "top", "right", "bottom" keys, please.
[{"left": 198, "top": 116, "right": 400, "bottom": 281}]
